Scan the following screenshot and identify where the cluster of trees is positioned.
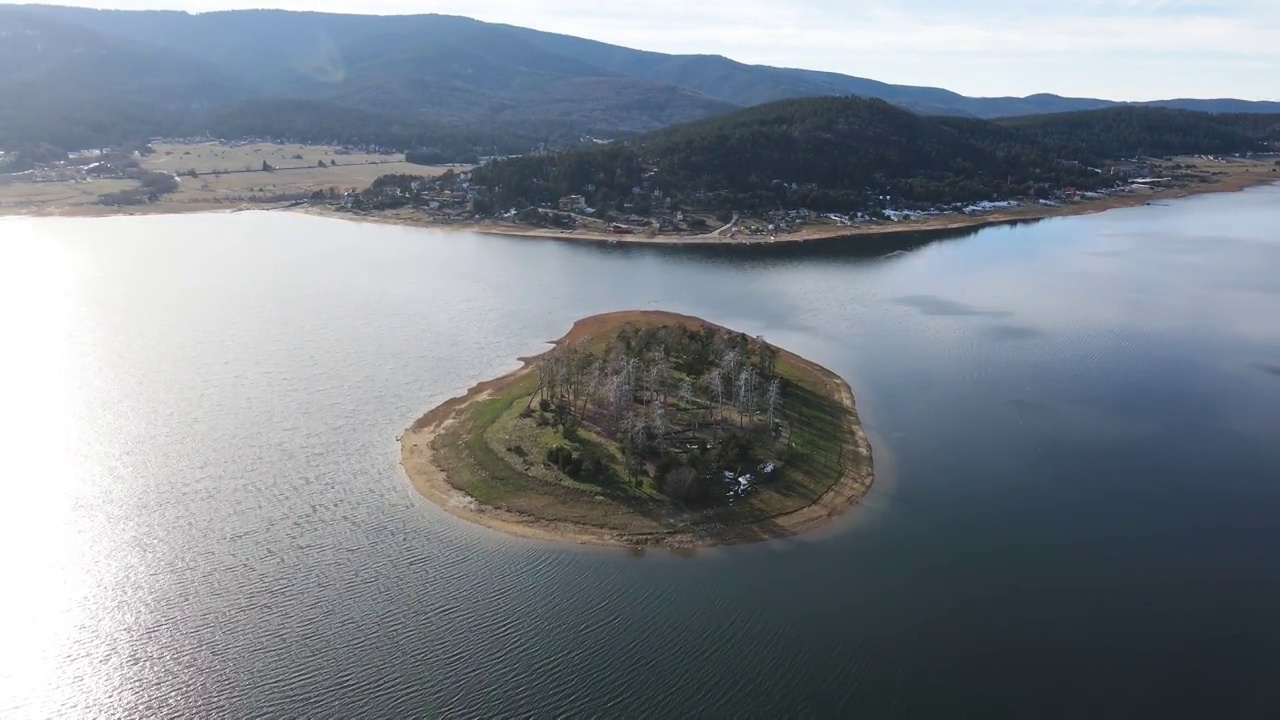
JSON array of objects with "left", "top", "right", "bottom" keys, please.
[
  {"left": 529, "top": 323, "right": 785, "bottom": 507},
  {"left": 367, "top": 173, "right": 423, "bottom": 193},
  {"left": 476, "top": 145, "right": 646, "bottom": 213},
  {"left": 407, "top": 148, "right": 481, "bottom": 166},
  {"left": 474, "top": 98, "right": 1280, "bottom": 216},
  {"left": 96, "top": 170, "right": 180, "bottom": 206},
  {"left": 341, "top": 171, "right": 483, "bottom": 213},
  {"left": 0, "top": 143, "right": 70, "bottom": 173}
]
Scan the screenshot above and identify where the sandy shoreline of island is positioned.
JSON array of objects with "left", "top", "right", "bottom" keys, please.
[{"left": 399, "top": 310, "right": 875, "bottom": 549}]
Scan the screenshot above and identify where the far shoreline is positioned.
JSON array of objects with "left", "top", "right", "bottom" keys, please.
[
  {"left": 4, "top": 170, "right": 1276, "bottom": 248},
  {"left": 306, "top": 169, "right": 1279, "bottom": 247}
]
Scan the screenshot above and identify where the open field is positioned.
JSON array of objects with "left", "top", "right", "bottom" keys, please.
[
  {"left": 0, "top": 142, "right": 460, "bottom": 215},
  {"left": 144, "top": 142, "right": 460, "bottom": 206},
  {"left": 0, "top": 177, "right": 138, "bottom": 210},
  {"left": 400, "top": 311, "right": 875, "bottom": 548}
]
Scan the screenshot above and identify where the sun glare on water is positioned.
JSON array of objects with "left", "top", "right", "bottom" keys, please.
[{"left": 0, "top": 220, "right": 106, "bottom": 717}]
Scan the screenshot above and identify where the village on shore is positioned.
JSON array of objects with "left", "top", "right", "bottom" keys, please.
[
  {"left": 3, "top": 136, "right": 1278, "bottom": 242},
  {"left": 333, "top": 150, "right": 1279, "bottom": 241}
]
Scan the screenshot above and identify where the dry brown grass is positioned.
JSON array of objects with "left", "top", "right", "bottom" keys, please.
[
  {"left": 0, "top": 178, "right": 136, "bottom": 211},
  {"left": 150, "top": 142, "right": 461, "bottom": 207},
  {"left": 0, "top": 141, "right": 464, "bottom": 215}
]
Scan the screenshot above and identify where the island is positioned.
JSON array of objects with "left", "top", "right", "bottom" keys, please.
[{"left": 400, "top": 311, "right": 874, "bottom": 548}]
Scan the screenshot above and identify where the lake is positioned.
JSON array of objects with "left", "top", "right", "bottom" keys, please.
[{"left": 2, "top": 187, "right": 1279, "bottom": 718}]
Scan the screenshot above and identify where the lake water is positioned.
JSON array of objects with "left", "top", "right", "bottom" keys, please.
[{"left": 2, "top": 187, "right": 1279, "bottom": 718}]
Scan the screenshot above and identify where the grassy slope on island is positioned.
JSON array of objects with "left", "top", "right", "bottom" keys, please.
[{"left": 402, "top": 311, "right": 873, "bottom": 546}]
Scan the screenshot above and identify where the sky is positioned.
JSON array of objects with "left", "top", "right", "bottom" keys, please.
[{"left": 13, "top": 0, "right": 1280, "bottom": 101}]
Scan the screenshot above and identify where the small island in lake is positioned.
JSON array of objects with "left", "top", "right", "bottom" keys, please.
[{"left": 401, "top": 311, "right": 874, "bottom": 547}]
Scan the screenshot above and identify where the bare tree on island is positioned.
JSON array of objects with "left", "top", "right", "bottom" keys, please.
[
  {"left": 677, "top": 377, "right": 696, "bottom": 432},
  {"left": 765, "top": 378, "right": 783, "bottom": 429},
  {"left": 650, "top": 403, "right": 669, "bottom": 450},
  {"left": 703, "top": 366, "right": 724, "bottom": 438}
]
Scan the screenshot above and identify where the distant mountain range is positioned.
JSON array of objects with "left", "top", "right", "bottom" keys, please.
[{"left": 3, "top": 5, "right": 1280, "bottom": 152}]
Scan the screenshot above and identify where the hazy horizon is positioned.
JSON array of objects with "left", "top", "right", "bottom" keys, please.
[{"left": 6, "top": 0, "right": 1279, "bottom": 103}]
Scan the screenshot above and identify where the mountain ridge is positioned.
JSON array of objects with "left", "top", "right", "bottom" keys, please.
[{"left": 3, "top": 5, "right": 1279, "bottom": 152}]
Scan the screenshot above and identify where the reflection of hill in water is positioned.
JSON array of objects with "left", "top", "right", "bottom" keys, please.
[{"left": 568, "top": 218, "right": 1050, "bottom": 263}]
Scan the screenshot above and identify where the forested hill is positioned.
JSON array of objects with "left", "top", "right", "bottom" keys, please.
[
  {"left": 474, "top": 99, "right": 1280, "bottom": 214},
  {"left": 999, "top": 107, "right": 1280, "bottom": 163},
  {"left": 641, "top": 98, "right": 1082, "bottom": 204}
]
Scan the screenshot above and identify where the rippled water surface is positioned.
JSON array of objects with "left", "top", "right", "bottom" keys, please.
[{"left": 2, "top": 187, "right": 1279, "bottom": 718}]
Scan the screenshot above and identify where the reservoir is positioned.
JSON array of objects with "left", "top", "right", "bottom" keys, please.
[{"left": 2, "top": 186, "right": 1278, "bottom": 717}]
